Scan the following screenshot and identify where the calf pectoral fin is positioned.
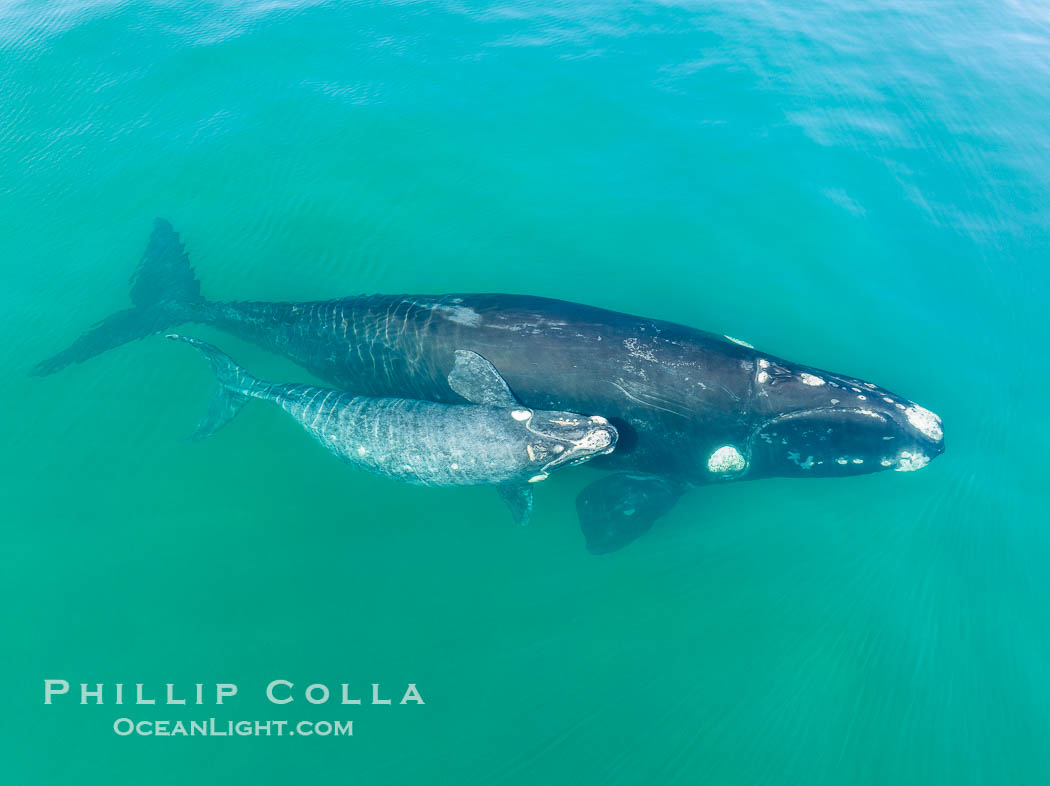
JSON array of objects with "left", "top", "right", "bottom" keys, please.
[
  {"left": 575, "top": 474, "right": 684, "bottom": 554},
  {"left": 497, "top": 484, "right": 534, "bottom": 526},
  {"left": 448, "top": 350, "right": 518, "bottom": 407}
]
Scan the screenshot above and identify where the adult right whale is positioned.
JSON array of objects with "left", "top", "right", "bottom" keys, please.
[{"left": 34, "top": 220, "right": 945, "bottom": 552}]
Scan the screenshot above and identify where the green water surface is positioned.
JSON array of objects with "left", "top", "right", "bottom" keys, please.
[{"left": 3, "top": 1, "right": 1049, "bottom": 784}]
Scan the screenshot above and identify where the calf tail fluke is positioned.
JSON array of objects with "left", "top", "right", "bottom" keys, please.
[
  {"left": 31, "top": 219, "right": 203, "bottom": 376},
  {"left": 167, "top": 334, "right": 259, "bottom": 440}
]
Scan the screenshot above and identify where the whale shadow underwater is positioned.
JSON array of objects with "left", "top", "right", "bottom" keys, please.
[{"left": 33, "top": 219, "right": 945, "bottom": 553}]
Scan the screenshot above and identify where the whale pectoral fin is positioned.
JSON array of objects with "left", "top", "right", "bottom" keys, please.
[
  {"left": 575, "top": 474, "right": 684, "bottom": 554},
  {"left": 448, "top": 350, "right": 518, "bottom": 407},
  {"left": 497, "top": 484, "right": 534, "bottom": 526}
]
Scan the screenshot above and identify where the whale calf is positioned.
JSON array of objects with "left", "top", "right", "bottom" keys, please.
[
  {"left": 169, "top": 335, "right": 617, "bottom": 525},
  {"left": 35, "top": 220, "right": 945, "bottom": 552}
]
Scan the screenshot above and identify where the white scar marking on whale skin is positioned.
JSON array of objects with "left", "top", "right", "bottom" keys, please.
[
  {"left": 528, "top": 474, "right": 548, "bottom": 483},
  {"left": 608, "top": 380, "right": 690, "bottom": 419},
  {"left": 904, "top": 404, "right": 943, "bottom": 442},
  {"left": 623, "top": 337, "right": 658, "bottom": 362},
  {"left": 830, "top": 398, "right": 840, "bottom": 405},
  {"left": 787, "top": 451, "right": 814, "bottom": 469},
  {"left": 708, "top": 445, "right": 746, "bottom": 473},
  {"left": 725, "top": 335, "right": 754, "bottom": 348},
  {"left": 432, "top": 304, "right": 482, "bottom": 326},
  {"left": 895, "top": 451, "right": 930, "bottom": 472},
  {"left": 801, "top": 373, "right": 825, "bottom": 386}
]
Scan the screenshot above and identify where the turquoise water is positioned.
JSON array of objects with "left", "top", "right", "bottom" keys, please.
[{"left": 4, "top": 1, "right": 1049, "bottom": 783}]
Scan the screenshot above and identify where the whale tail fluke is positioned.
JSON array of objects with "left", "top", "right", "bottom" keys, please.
[
  {"left": 31, "top": 219, "right": 204, "bottom": 376},
  {"left": 166, "top": 334, "right": 260, "bottom": 440}
]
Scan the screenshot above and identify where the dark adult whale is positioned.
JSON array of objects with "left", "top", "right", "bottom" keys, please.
[
  {"left": 169, "top": 336, "right": 617, "bottom": 525},
  {"left": 34, "top": 220, "right": 945, "bottom": 552}
]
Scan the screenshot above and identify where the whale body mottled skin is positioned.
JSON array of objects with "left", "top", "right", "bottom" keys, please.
[
  {"left": 35, "top": 220, "right": 945, "bottom": 552},
  {"left": 169, "top": 336, "right": 616, "bottom": 525}
]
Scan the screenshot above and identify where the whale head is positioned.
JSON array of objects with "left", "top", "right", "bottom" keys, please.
[
  {"left": 511, "top": 409, "right": 619, "bottom": 481},
  {"left": 711, "top": 360, "right": 944, "bottom": 480},
  {"left": 444, "top": 349, "right": 618, "bottom": 484}
]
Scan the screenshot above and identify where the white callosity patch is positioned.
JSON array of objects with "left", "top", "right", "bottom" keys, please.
[
  {"left": 549, "top": 417, "right": 580, "bottom": 426},
  {"left": 895, "top": 451, "right": 930, "bottom": 472},
  {"left": 511, "top": 409, "right": 531, "bottom": 421},
  {"left": 905, "top": 404, "right": 943, "bottom": 442},
  {"left": 708, "top": 445, "right": 747, "bottom": 474},
  {"left": 800, "top": 373, "right": 825, "bottom": 386},
  {"left": 576, "top": 428, "right": 613, "bottom": 452},
  {"left": 725, "top": 335, "right": 754, "bottom": 349}
]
